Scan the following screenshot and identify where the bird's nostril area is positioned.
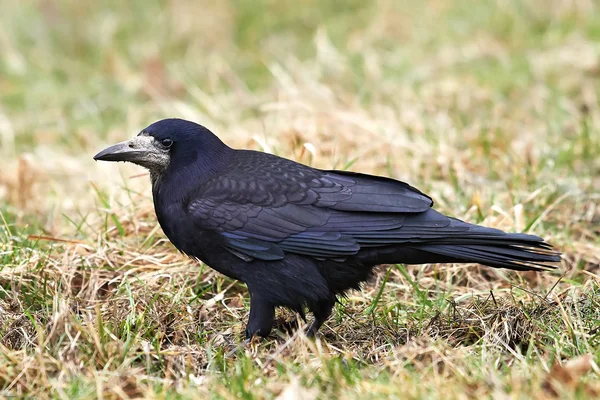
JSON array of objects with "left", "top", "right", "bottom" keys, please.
[{"left": 128, "top": 142, "right": 135, "bottom": 148}]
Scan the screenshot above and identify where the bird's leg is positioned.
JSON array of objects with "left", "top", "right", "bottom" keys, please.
[
  {"left": 306, "top": 297, "right": 336, "bottom": 337},
  {"left": 245, "top": 294, "right": 275, "bottom": 340}
]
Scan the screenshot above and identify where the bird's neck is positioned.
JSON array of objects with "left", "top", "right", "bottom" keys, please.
[
  {"left": 150, "top": 146, "right": 231, "bottom": 252},
  {"left": 152, "top": 145, "right": 231, "bottom": 203}
]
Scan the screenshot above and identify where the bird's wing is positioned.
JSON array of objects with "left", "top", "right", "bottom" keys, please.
[
  {"left": 186, "top": 165, "right": 440, "bottom": 261},
  {"left": 316, "top": 170, "right": 433, "bottom": 212}
]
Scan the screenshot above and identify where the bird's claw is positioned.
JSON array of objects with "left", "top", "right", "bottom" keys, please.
[{"left": 225, "top": 337, "right": 253, "bottom": 358}]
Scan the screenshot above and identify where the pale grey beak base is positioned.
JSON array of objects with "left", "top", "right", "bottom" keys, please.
[
  {"left": 94, "top": 135, "right": 171, "bottom": 180},
  {"left": 93, "top": 140, "right": 146, "bottom": 162}
]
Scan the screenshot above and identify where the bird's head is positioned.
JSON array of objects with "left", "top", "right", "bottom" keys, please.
[{"left": 93, "top": 118, "right": 228, "bottom": 181}]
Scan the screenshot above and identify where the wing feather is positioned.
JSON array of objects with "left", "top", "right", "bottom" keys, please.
[{"left": 185, "top": 152, "right": 439, "bottom": 261}]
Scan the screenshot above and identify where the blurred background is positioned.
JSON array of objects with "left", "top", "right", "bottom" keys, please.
[
  {"left": 1, "top": 0, "right": 598, "bottom": 236},
  {"left": 1, "top": 1, "right": 600, "bottom": 397}
]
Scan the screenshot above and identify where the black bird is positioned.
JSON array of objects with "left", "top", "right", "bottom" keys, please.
[{"left": 94, "top": 119, "right": 561, "bottom": 339}]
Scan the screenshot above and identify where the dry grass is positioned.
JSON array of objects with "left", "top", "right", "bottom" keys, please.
[{"left": 1, "top": 0, "right": 600, "bottom": 398}]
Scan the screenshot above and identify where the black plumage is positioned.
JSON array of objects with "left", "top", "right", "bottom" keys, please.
[{"left": 94, "top": 119, "right": 561, "bottom": 339}]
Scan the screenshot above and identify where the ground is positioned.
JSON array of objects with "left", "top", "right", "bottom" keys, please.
[{"left": 1, "top": 0, "right": 599, "bottom": 398}]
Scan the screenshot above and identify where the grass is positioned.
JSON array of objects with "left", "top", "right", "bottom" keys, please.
[{"left": 1, "top": 0, "right": 599, "bottom": 398}]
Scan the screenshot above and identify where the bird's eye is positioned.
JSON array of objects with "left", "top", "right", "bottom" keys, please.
[{"left": 161, "top": 138, "right": 173, "bottom": 148}]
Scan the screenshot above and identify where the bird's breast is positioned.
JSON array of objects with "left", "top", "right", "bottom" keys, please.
[{"left": 153, "top": 200, "right": 246, "bottom": 280}]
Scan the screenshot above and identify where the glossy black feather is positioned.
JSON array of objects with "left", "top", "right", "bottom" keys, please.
[{"left": 132, "top": 119, "right": 561, "bottom": 339}]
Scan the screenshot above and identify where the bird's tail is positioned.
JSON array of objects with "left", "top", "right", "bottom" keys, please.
[
  {"left": 415, "top": 234, "right": 560, "bottom": 271},
  {"left": 410, "top": 231, "right": 560, "bottom": 271},
  {"left": 355, "top": 210, "right": 561, "bottom": 271}
]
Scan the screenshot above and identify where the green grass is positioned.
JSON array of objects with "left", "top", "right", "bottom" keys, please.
[{"left": 1, "top": 0, "right": 600, "bottom": 398}]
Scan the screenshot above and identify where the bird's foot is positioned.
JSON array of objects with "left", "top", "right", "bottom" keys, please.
[
  {"left": 275, "top": 319, "right": 301, "bottom": 335},
  {"left": 225, "top": 335, "right": 260, "bottom": 358},
  {"left": 305, "top": 321, "right": 319, "bottom": 338}
]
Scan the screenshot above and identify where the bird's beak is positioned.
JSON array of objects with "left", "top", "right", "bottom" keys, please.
[
  {"left": 93, "top": 140, "right": 142, "bottom": 162},
  {"left": 94, "top": 135, "right": 157, "bottom": 163},
  {"left": 94, "top": 135, "right": 169, "bottom": 172}
]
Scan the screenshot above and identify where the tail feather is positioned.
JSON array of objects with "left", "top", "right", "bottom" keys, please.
[
  {"left": 414, "top": 233, "right": 560, "bottom": 271},
  {"left": 351, "top": 208, "right": 561, "bottom": 271}
]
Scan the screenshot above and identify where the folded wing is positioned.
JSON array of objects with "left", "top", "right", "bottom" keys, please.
[{"left": 187, "top": 167, "right": 434, "bottom": 261}]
